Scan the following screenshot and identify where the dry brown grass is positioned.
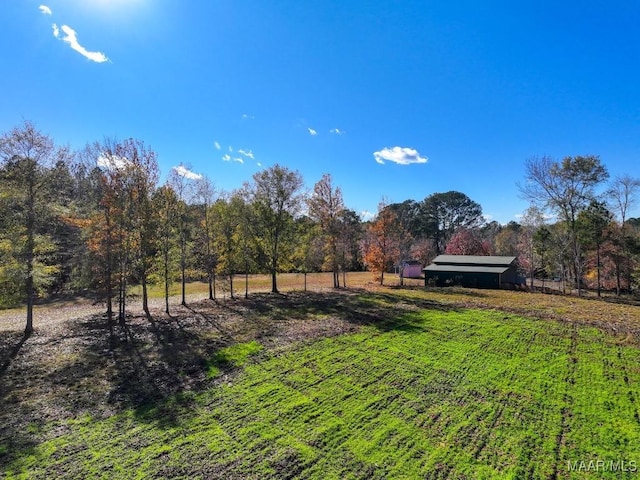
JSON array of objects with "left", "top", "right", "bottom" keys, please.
[{"left": 383, "top": 284, "right": 640, "bottom": 337}]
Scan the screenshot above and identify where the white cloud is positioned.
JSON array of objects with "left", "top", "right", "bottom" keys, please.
[
  {"left": 58, "top": 25, "right": 109, "bottom": 63},
  {"left": 233, "top": 157, "right": 244, "bottom": 164},
  {"left": 52, "top": 23, "right": 59, "bottom": 37},
  {"left": 238, "top": 149, "right": 254, "bottom": 159},
  {"left": 214, "top": 141, "right": 221, "bottom": 150},
  {"left": 241, "top": 114, "right": 255, "bottom": 120},
  {"left": 257, "top": 162, "right": 262, "bottom": 167},
  {"left": 307, "top": 128, "right": 317, "bottom": 136},
  {"left": 360, "top": 210, "right": 375, "bottom": 221},
  {"left": 373, "top": 146, "right": 428, "bottom": 165},
  {"left": 514, "top": 212, "right": 556, "bottom": 221},
  {"left": 228, "top": 146, "right": 233, "bottom": 152},
  {"left": 330, "top": 128, "right": 345, "bottom": 135},
  {"left": 173, "top": 165, "right": 203, "bottom": 180},
  {"left": 222, "top": 154, "right": 231, "bottom": 162},
  {"left": 97, "top": 154, "right": 129, "bottom": 170},
  {"left": 39, "top": 5, "right": 52, "bottom": 15}
]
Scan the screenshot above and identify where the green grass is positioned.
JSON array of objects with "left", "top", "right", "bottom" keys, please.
[
  {"left": 3, "top": 307, "right": 640, "bottom": 479},
  {"left": 206, "top": 340, "right": 264, "bottom": 378}
]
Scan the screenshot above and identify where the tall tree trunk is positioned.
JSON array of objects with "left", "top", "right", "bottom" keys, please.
[
  {"left": 25, "top": 184, "right": 35, "bottom": 336},
  {"left": 24, "top": 173, "right": 36, "bottom": 336},
  {"left": 181, "top": 242, "right": 186, "bottom": 306},
  {"left": 119, "top": 266, "right": 126, "bottom": 327},
  {"left": 596, "top": 242, "right": 601, "bottom": 297},
  {"left": 229, "top": 273, "right": 234, "bottom": 299},
  {"left": 271, "top": 231, "right": 279, "bottom": 293},
  {"left": 142, "top": 275, "right": 149, "bottom": 315},
  {"left": 163, "top": 242, "right": 170, "bottom": 314},
  {"left": 572, "top": 232, "right": 582, "bottom": 297},
  {"left": 106, "top": 209, "right": 114, "bottom": 323},
  {"left": 208, "top": 271, "right": 213, "bottom": 300}
]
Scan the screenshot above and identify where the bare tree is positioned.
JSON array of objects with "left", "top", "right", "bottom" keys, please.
[
  {"left": 608, "top": 175, "right": 640, "bottom": 225},
  {"left": 518, "top": 206, "right": 546, "bottom": 289},
  {"left": 607, "top": 175, "right": 640, "bottom": 293},
  {"left": 153, "top": 183, "right": 178, "bottom": 314},
  {"left": 193, "top": 176, "right": 217, "bottom": 300},
  {"left": 169, "top": 165, "right": 196, "bottom": 306},
  {"left": 519, "top": 155, "right": 609, "bottom": 295}
]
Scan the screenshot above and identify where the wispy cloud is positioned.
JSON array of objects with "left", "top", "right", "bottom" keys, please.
[
  {"left": 57, "top": 24, "right": 109, "bottom": 63},
  {"left": 173, "top": 165, "right": 203, "bottom": 180},
  {"left": 241, "top": 114, "right": 255, "bottom": 120},
  {"left": 307, "top": 128, "right": 317, "bottom": 136},
  {"left": 228, "top": 146, "right": 233, "bottom": 152},
  {"left": 238, "top": 149, "right": 254, "bottom": 159},
  {"left": 373, "top": 146, "right": 428, "bottom": 165},
  {"left": 222, "top": 154, "right": 243, "bottom": 164},
  {"left": 214, "top": 141, "right": 221, "bottom": 150},
  {"left": 257, "top": 162, "right": 262, "bottom": 167},
  {"left": 39, "top": 5, "right": 52, "bottom": 15},
  {"left": 330, "top": 128, "right": 345, "bottom": 135}
]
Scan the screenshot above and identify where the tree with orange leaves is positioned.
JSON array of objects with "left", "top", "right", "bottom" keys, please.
[{"left": 362, "top": 201, "right": 406, "bottom": 285}]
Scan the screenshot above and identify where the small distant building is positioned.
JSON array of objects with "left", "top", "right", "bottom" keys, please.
[
  {"left": 398, "top": 260, "right": 423, "bottom": 279},
  {"left": 424, "top": 255, "right": 520, "bottom": 289}
]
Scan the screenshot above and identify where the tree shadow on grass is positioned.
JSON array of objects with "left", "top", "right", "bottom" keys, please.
[
  {"left": 0, "top": 330, "right": 30, "bottom": 377},
  {"left": 414, "top": 286, "right": 490, "bottom": 298},
  {"left": 0, "top": 331, "right": 38, "bottom": 472},
  {"left": 224, "top": 288, "right": 459, "bottom": 333},
  {"left": 0, "top": 286, "right": 460, "bottom": 463},
  {"left": 71, "top": 312, "right": 229, "bottom": 426}
]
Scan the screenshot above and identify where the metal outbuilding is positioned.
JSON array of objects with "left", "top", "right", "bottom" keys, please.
[{"left": 424, "top": 255, "right": 520, "bottom": 289}]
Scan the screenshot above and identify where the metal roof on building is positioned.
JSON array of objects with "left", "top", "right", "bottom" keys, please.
[
  {"left": 430, "top": 255, "right": 517, "bottom": 266},
  {"left": 423, "top": 264, "right": 511, "bottom": 274}
]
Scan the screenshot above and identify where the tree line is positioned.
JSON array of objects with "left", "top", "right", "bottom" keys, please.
[
  {"left": 375, "top": 155, "right": 640, "bottom": 297},
  {"left": 1, "top": 122, "right": 640, "bottom": 337}
]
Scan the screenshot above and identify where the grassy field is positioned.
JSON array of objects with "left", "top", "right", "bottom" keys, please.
[
  {"left": 2, "top": 285, "right": 640, "bottom": 478},
  {"left": 130, "top": 271, "right": 382, "bottom": 299}
]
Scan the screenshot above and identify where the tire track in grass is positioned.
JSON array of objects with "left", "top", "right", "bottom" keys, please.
[
  {"left": 618, "top": 346, "right": 640, "bottom": 426},
  {"left": 551, "top": 321, "right": 578, "bottom": 480},
  {"left": 470, "top": 322, "right": 542, "bottom": 463}
]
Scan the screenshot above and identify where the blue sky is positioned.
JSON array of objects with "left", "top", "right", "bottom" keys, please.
[{"left": 2, "top": 0, "right": 639, "bottom": 223}]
